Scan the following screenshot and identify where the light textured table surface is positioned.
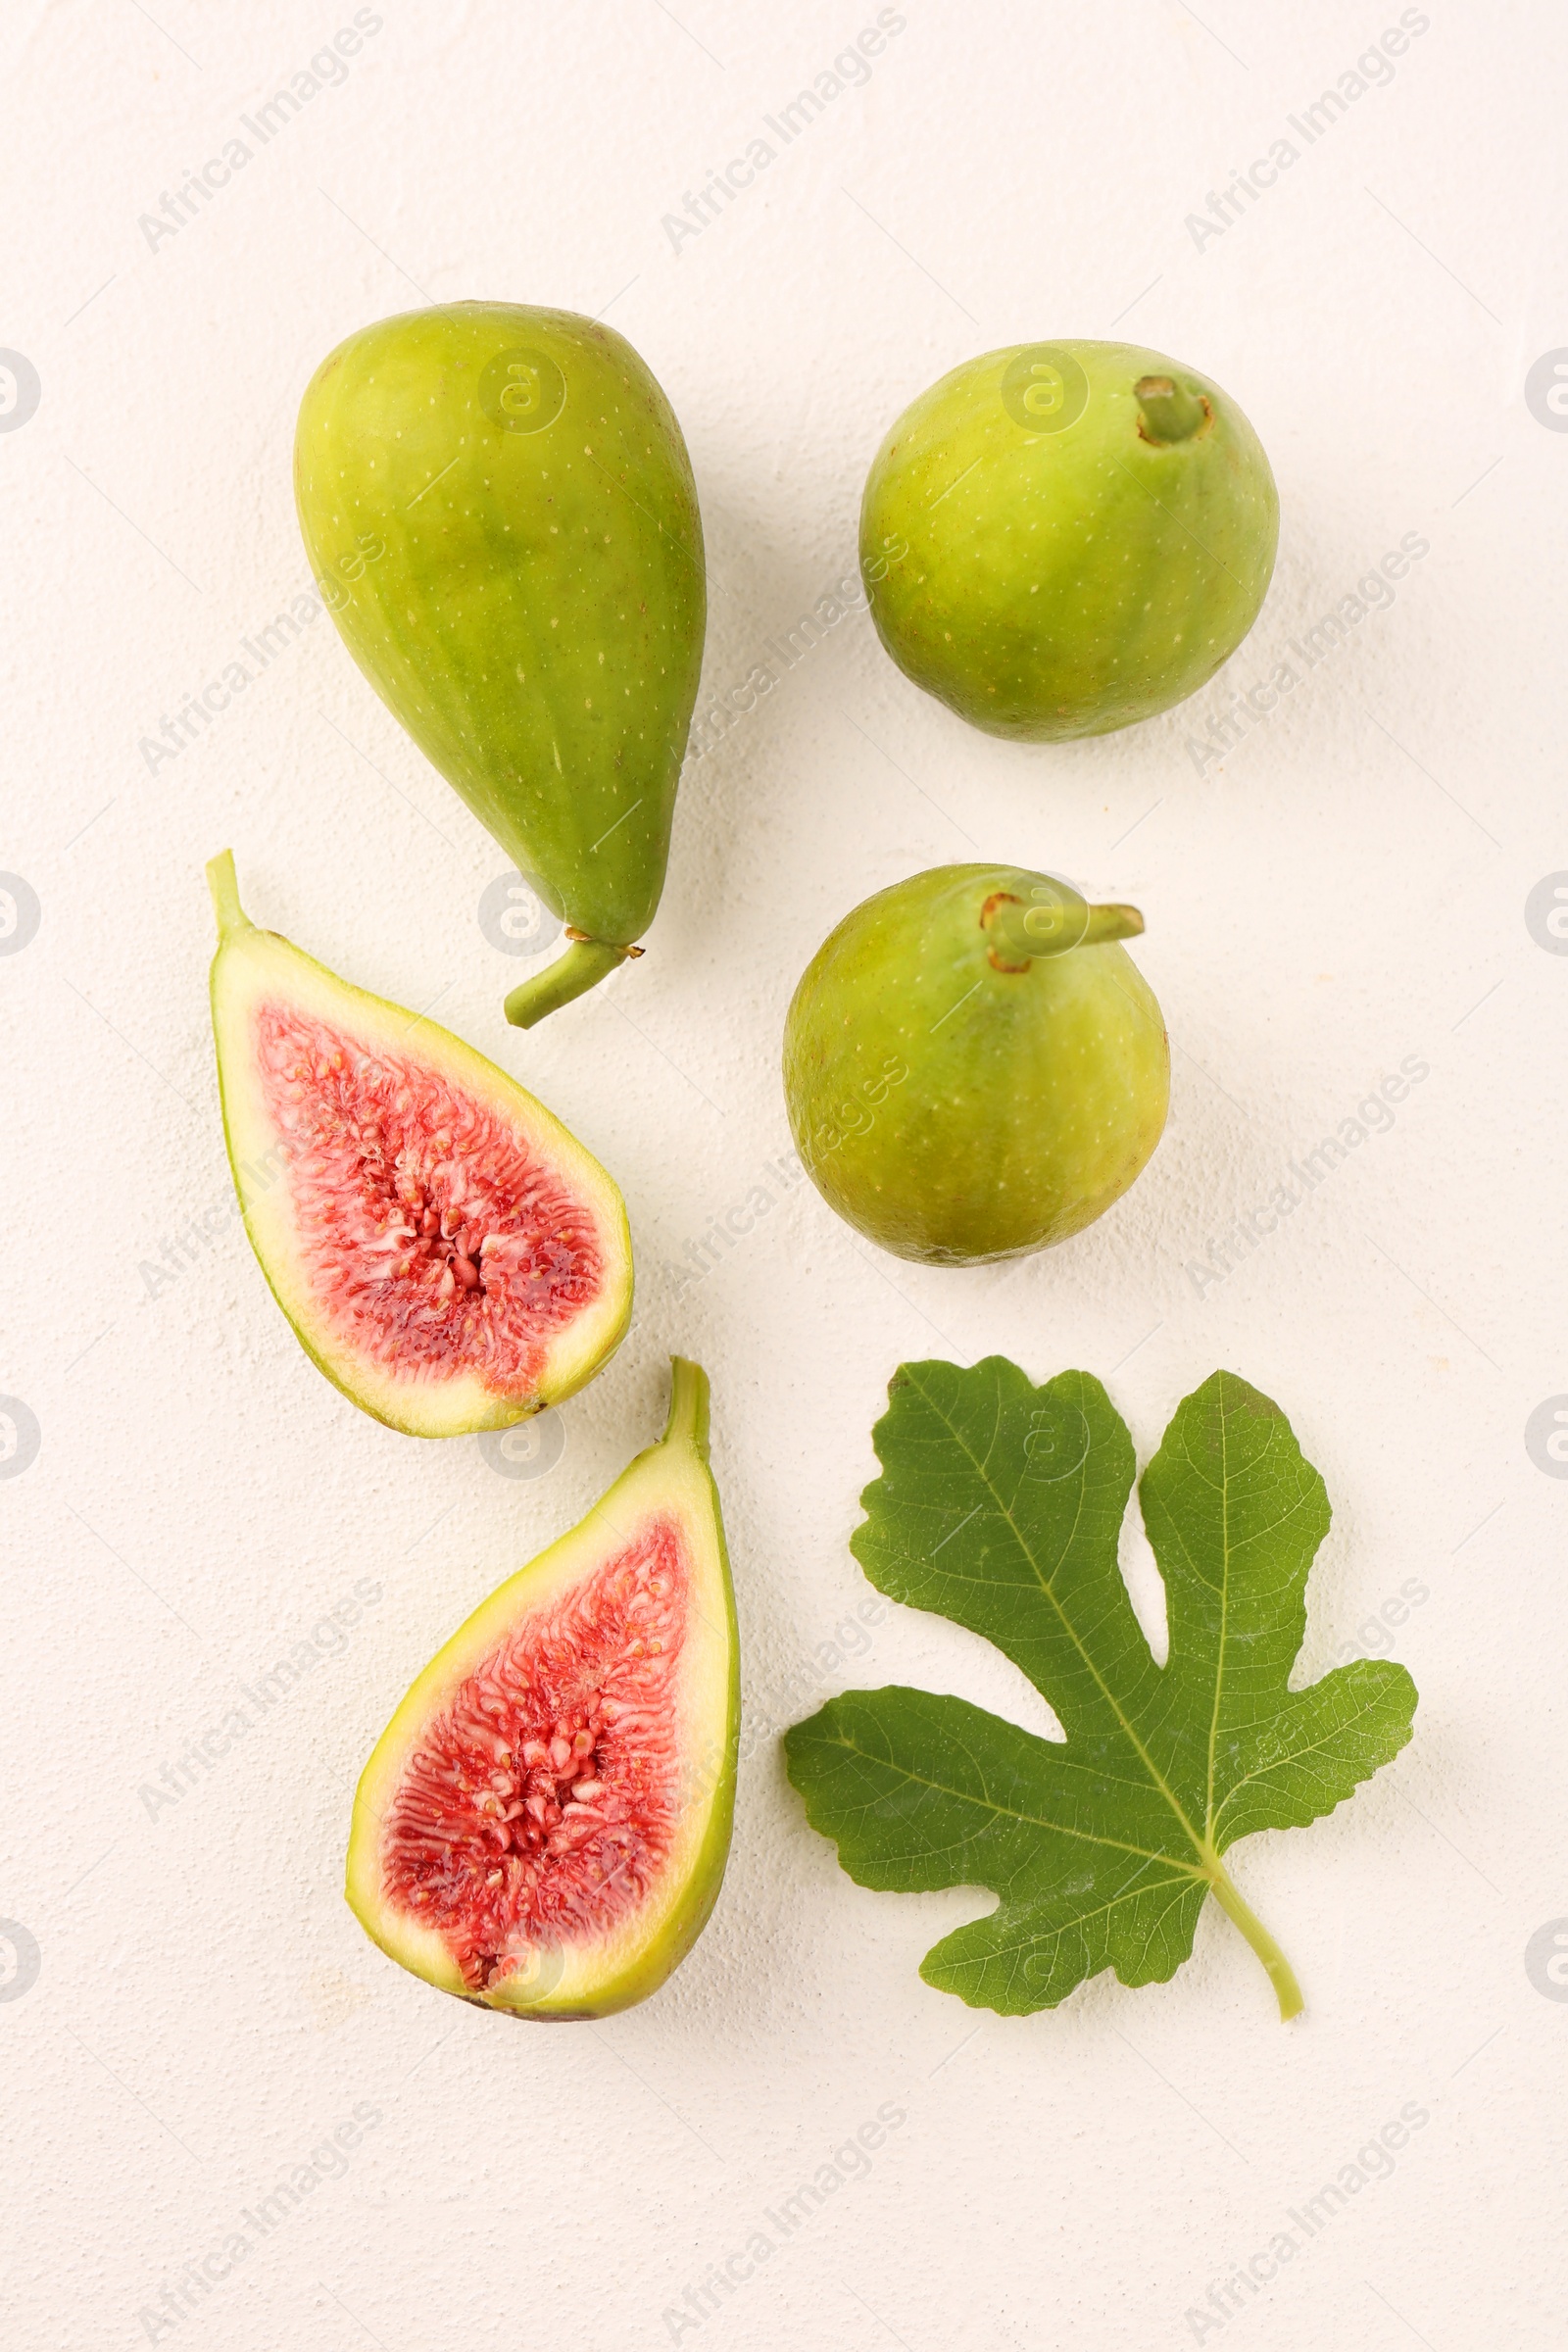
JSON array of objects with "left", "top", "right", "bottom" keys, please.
[{"left": 3, "top": 4, "right": 1564, "bottom": 2345}]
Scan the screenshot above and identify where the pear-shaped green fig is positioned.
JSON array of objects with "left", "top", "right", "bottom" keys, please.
[
  {"left": 347, "top": 1358, "right": 738, "bottom": 2018},
  {"left": 783, "top": 865, "right": 1169, "bottom": 1264},
  {"left": 295, "top": 303, "right": 706, "bottom": 1025},
  {"left": 859, "top": 340, "right": 1278, "bottom": 741},
  {"left": 207, "top": 852, "right": 631, "bottom": 1436}
]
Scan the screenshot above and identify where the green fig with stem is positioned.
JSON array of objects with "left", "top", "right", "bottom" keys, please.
[
  {"left": 859, "top": 339, "right": 1278, "bottom": 741},
  {"left": 295, "top": 303, "right": 706, "bottom": 1026},
  {"left": 784, "top": 864, "right": 1169, "bottom": 1265}
]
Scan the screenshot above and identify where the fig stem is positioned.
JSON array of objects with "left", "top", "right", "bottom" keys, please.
[
  {"left": 662, "top": 1357, "right": 710, "bottom": 1457},
  {"left": 1135, "top": 373, "right": 1209, "bottom": 445},
  {"left": 985, "top": 892, "right": 1144, "bottom": 965},
  {"left": 206, "top": 849, "right": 251, "bottom": 941},
  {"left": 505, "top": 938, "right": 636, "bottom": 1028}
]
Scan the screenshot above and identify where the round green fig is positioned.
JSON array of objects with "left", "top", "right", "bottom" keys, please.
[
  {"left": 859, "top": 340, "right": 1278, "bottom": 741},
  {"left": 783, "top": 865, "right": 1169, "bottom": 1265}
]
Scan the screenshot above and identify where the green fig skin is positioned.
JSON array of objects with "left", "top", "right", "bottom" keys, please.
[
  {"left": 859, "top": 340, "right": 1278, "bottom": 741},
  {"left": 295, "top": 303, "right": 706, "bottom": 1020},
  {"left": 783, "top": 866, "right": 1170, "bottom": 1265}
]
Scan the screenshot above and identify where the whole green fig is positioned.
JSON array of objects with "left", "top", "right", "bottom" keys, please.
[
  {"left": 783, "top": 865, "right": 1169, "bottom": 1265},
  {"left": 859, "top": 340, "right": 1277, "bottom": 741},
  {"left": 295, "top": 303, "right": 706, "bottom": 1025}
]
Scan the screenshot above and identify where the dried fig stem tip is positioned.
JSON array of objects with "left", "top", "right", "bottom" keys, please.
[{"left": 1134, "top": 373, "right": 1210, "bottom": 445}]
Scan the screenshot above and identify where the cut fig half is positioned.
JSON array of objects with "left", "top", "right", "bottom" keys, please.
[
  {"left": 347, "top": 1359, "right": 739, "bottom": 2018},
  {"left": 207, "top": 852, "right": 631, "bottom": 1438}
]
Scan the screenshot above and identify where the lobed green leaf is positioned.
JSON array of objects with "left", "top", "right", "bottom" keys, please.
[{"left": 785, "top": 1359, "right": 1418, "bottom": 2018}]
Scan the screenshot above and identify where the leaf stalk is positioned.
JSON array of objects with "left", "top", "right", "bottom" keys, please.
[{"left": 1204, "top": 1853, "right": 1303, "bottom": 2021}]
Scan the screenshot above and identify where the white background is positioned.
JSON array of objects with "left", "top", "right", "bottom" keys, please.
[{"left": 3, "top": 3, "right": 1565, "bottom": 2345}]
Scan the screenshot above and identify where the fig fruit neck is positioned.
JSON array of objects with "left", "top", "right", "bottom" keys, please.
[
  {"left": 1134, "top": 374, "right": 1209, "bottom": 445},
  {"left": 662, "top": 1356, "right": 710, "bottom": 1458},
  {"left": 982, "top": 885, "right": 1145, "bottom": 967},
  {"left": 505, "top": 936, "right": 642, "bottom": 1028},
  {"left": 206, "top": 849, "right": 252, "bottom": 942}
]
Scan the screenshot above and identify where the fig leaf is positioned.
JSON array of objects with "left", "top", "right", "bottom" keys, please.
[{"left": 784, "top": 1360, "right": 1417, "bottom": 2021}]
